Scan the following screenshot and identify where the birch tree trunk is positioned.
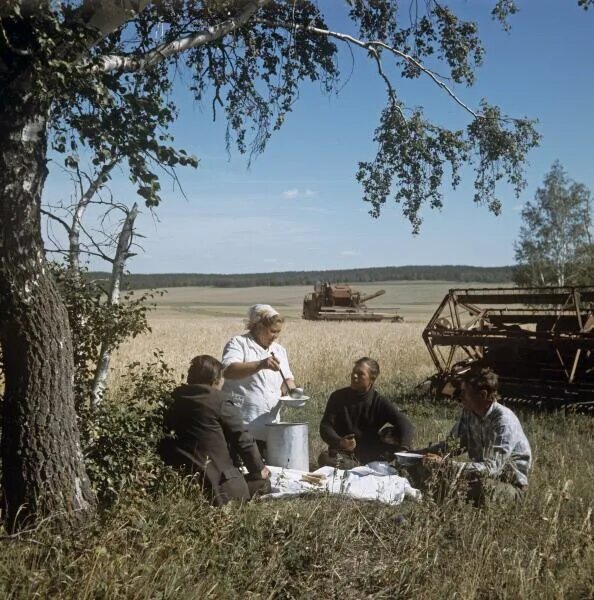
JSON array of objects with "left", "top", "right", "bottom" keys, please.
[
  {"left": 90, "top": 202, "right": 139, "bottom": 405},
  {"left": 67, "top": 162, "right": 117, "bottom": 273},
  {"left": 0, "top": 105, "right": 96, "bottom": 530}
]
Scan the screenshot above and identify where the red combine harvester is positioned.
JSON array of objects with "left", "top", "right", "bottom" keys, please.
[
  {"left": 423, "top": 286, "right": 594, "bottom": 411},
  {"left": 302, "top": 282, "right": 403, "bottom": 322}
]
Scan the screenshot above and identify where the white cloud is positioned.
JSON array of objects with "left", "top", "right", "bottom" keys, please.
[
  {"left": 281, "top": 188, "right": 319, "bottom": 199},
  {"left": 340, "top": 250, "right": 360, "bottom": 256},
  {"left": 300, "top": 206, "right": 332, "bottom": 215}
]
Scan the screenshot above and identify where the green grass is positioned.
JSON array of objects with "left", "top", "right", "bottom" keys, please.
[{"left": 1, "top": 393, "right": 592, "bottom": 599}]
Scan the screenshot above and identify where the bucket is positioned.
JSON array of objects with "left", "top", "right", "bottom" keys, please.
[{"left": 265, "top": 422, "right": 309, "bottom": 472}]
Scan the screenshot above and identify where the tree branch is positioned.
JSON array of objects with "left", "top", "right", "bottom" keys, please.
[
  {"left": 40, "top": 208, "right": 72, "bottom": 234},
  {"left": 69, "top": 0, "right": 157, "bottom": 42},
  {"left": 95, "top": 0, "right": 273, "bottom": 73},
  {"left": 90, "top": 201, "right": 139, "bottom": 405},
  {"left": 68, "top": 161, "right": 118, "bottom": 271},
  {"left": 253, "top": 17, "right": 481, "bottom": 120},
  {"left": 367, "top": 46, "right": 405, "bottom": 123}
]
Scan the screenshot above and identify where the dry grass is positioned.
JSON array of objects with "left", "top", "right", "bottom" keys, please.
[
  {"left": 138, "top": 280, "right": 505, "bottom": 322},
  {"left": 1, "top": 289, "right": 593, "bottom": 599},
  {"left": 112, "top": 315, "right": 432, "bottom": 391}
]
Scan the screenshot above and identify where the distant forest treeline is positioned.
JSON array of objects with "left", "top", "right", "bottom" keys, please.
[{"left": 86, "top": 265, "right": 513, "bottom": 290}]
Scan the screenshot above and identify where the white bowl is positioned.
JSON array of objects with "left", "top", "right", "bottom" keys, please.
[
  {"left": 279, "top": 395, "right": 309, "bottom": 408},
  {"left": 394, "top": 452, "right": 424, "bottom": 466}
]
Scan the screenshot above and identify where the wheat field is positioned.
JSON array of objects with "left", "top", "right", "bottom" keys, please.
[
  {"left": 114, "top": 280, "right": 489, "bottom": 386},
  {"left": 113, "top": 316, "right": 433, "bottom": 390},
  {"left": 135, "top": 280, "right": 504, "bottom": 322}
]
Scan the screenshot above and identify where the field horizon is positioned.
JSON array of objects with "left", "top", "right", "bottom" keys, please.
[
  {"left": 135, "top": 279, "right": 508, "bottom": 323},
  {"left": 94, "top": 265, "right": 515, "bottom": 291}
]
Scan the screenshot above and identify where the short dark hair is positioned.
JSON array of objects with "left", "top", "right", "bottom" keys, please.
[
  {"left": 462, "top": 363, "right": 499, "bottom": 400},
  {"left": 355, "top": 357, "right": 380, "bottom": 381},
  {"left": 187, "top": 355, "right": 224, "bottom": 385}
]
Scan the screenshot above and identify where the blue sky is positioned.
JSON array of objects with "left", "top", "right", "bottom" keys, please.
[{"left": 45, "top": 1, "right": 594, "bottom": 274}]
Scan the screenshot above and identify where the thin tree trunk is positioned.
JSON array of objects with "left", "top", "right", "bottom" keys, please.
[
  {"left": 90, "top": 202, "right": 138, "bottom": 405},
  {"left": 0, "top": 106, "right": 96, "bottom": 531},
  {"left": 68, "top": 161, "right": 117, "bottom": 273}
]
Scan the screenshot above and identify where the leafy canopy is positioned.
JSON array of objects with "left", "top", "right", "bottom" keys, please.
[{"left": 0, "top": 1, "right": 543, "bottom": 230}]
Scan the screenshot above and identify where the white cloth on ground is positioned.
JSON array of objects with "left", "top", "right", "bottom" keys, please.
[
  {"left": 263, "top": 461, "right": 421, "bottom": 505},
  {"left": 222, "top": 334, "right": 294, "bottom": 440}
]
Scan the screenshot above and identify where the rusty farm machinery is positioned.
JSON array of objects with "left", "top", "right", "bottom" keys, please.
[
  {"left": 302, "top": 282, "right": 403, "bottom": 322},
  {"left": 422, "top": 286, "right": 594, "bottom": 411}
]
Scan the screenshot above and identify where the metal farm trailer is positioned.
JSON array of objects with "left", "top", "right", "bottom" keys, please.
[{"left": 422, "top": 286, "right": 594, "bottom": 411}]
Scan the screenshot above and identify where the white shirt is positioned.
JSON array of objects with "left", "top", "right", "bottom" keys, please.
[{"left": 221, "top": 333, "right": 294, "bottom": 440}]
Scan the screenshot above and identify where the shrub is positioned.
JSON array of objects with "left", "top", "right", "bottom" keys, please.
[
  {"left": 51, "top": 263, "right": 158, "bottom": 410},
  {"left": 81, "top": 351, "right": 178, "bottom": 505},
  {"left": 49, "top": 262, "right": 176, "bottom": 505}
]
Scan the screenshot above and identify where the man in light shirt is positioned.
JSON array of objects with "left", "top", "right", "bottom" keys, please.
[{"left": 416, "top": 362, "right": 532, "bottom": 507}]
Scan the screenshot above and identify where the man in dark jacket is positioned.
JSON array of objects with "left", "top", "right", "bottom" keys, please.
[
  {"left": 318, "top": 357, "right": 415, "bottom": 469},
  {"left": 160, "top": 355, "right": 271, "bottom": 506}
]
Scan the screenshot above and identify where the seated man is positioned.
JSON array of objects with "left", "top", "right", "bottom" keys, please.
[
  {"left": 318, "top": 357, "right": 415, "bottom": 469},
  {"left": 416, "top": 362, "right": 532, "bottom": 507},
  {"left": 160, "top": 354, "right": 271, "bottom": 506}
]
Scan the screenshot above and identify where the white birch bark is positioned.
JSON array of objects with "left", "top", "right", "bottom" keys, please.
[{"left": 90, "top": 202, "right": 139, "bottom": 405}]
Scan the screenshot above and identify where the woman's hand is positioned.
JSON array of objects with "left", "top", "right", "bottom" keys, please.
[
  {"left": 259, "top": 355, "right": 280, "bottom": 371},
  {"left": 260, "top": 467, "right": 271, "bottom": 480},
  {"left": 224, "top": 356, "right": 282, "bottom": 379}
]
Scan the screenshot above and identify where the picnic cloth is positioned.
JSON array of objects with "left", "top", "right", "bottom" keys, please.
[{"left": 263, "top": 461, "right": 421, "bottom": 505}]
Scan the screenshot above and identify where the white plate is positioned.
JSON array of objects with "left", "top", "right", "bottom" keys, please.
[
  {"left": 279, "top": 395, "right": 309, "bottom": 407},
  {"left": 394, "top": 452, "right": 424, "bottom": 466}
]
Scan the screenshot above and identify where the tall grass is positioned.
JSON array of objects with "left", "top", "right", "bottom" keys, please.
[
  {"left": 1, "top": 312, "right": 592, "bottom": 599},
  {"left": 111, "top": 316, "right": 432, "bottom": 390}
]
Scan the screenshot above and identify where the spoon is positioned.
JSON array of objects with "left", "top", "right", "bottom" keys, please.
[{"left": 270, "top": 352, "right": 303, "bottom": 399}]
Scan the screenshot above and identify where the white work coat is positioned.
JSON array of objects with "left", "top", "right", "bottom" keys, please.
[{"left": 222, "top": 334, "right": 294, "bottom": 440}]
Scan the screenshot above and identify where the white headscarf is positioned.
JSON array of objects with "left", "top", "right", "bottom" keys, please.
[{"left": 246, "top": 304, "right": 280, "bottom": 329}]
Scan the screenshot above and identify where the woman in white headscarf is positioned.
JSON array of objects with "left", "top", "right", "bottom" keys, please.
[{"left": 222, "top": 304, "right": 296, "bottom": 444}]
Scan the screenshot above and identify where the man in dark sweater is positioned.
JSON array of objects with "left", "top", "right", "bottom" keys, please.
[
  {"left": 318, "top": 357, "right": 415, "bottom": 469},
  {"left": 318, "top": 357, "right": 414, "bottom": 469},
  {"left": 160, "top": 355, "right": 271, "bottom": 506}
]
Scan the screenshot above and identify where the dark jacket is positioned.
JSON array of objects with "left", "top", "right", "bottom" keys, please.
[
  {"left": 163, "top": 384, "right": 265, "bottom": 502},
  {"left": 319, "top": 386, "right": 415, "bottom": 464}
]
